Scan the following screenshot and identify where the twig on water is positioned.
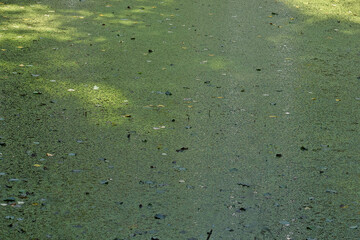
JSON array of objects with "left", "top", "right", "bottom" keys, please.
[{"left": 206, "top": 229, "right": 213, "bottom": 240}]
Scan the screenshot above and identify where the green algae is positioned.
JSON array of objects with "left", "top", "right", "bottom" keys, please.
[{"left": 1, "top": 0, "right": 359, "bottom": 239}]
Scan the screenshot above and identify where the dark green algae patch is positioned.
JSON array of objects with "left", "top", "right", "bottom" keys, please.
[{"left": 1, "top": 0, "right": 360, "bottom": 239}]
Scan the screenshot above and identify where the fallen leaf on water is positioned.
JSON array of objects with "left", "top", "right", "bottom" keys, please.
[
  {"left": 237, "top": 182, "right": 251, "bottom": 187},
  {"left": 326, "top": 189, "right": 337, "bottom": 194},
  {"left": 176, "top": 147, "right": 188, "bottom": 152},
  {"left": 269, "top": 115, "right": 277, "bottom": 118},
  {"left": 300, "top": 146, "right": 308, "bottom": 151},
  {"left": 154, "top": 214, "right": 166, "bottom": 219},
  {"left": 33, "top": 164, "right": 41, "bottom": 167}
]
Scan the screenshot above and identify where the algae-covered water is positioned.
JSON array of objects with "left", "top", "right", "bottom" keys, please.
[{"left": 1, "top": 0, "right": 359, "bottom": 239}]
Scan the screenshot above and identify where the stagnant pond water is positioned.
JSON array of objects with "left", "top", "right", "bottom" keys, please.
[{"left": 1, "top": 0, "right": 359, "bottom": 239}]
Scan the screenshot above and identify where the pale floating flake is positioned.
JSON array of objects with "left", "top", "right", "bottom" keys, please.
[{"left": 279, "top": 220, "right": 290, "bottom": 226}]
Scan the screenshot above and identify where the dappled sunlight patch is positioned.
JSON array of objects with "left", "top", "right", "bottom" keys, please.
[
  {"left": 280, "top": 0, "right": 360, "bottom": 23},
  {"left": 208, "top": 58, "right": 227, "bottom": 70},
  {"left": 130, "top": 8, "right": 154, "bottom": 14},
  {"left": 42, "top": 81, "right": 128, "bottom": 125},
  {"left": 265, "top": 1, "right": 359, "bottom": 53},
  {"left": 58, "top": 9, "right": 93, "bottom": 17},
  {"left": 339, "top": 29, "right": 360, "bottom": 36},
  {"left": 93, "top": 36, "right": 107, "bottom": 43},
  {"left": 112, "top": 18, "right": 142, "bottom": 26},
  {"left": 0, "top": 24, "right": 61, "bottom": 43},
  {"left": 0, "top": 3, "right": 83, "bottom": 45}
]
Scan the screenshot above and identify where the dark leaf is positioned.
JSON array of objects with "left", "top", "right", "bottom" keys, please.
[{"left": 176, "top": 147, "right": 188, "bottom": 152}]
